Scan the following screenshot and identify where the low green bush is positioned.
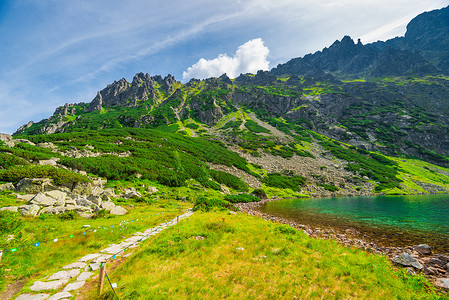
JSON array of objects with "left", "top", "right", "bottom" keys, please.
[
  {"left": 193, "top": 197, "right": 233, "bottom": 212},
  {"left": 224, "top": 194, "right": 260, "bottom": 203},
  {"left": 262, "top": 173, "right": 306, "bottom": 191}
]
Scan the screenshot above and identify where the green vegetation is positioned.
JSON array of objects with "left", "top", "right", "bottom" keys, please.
[
  {"left": 224, "top": 194, "right": 260, "bottom": 203},
  {"left": 262, "top": 173, "right": 306, "bottom": 191},
  {"left": 94, "top": 211, "right": 443, "bottom": 299}
]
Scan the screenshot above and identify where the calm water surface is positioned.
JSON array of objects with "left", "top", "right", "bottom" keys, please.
[{"left": 258, "top": 194, "right": 449, "bottom": 251}]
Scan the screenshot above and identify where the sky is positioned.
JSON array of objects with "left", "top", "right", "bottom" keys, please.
[{"left": 0, "top": 0, "right": 447, "bottom": 134}]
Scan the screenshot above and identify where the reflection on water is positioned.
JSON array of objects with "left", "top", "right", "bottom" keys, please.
[{"left": 258, "top": 194, "right": 449, "bottom": 252}]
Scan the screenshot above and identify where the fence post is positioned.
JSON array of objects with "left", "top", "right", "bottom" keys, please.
[{"left": 98, "top": 262, "right": 106, "bottom": 295}]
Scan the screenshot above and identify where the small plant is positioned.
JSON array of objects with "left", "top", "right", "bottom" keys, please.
[{"left": 58, "top": 211, "right": 78, "bottom": 220}]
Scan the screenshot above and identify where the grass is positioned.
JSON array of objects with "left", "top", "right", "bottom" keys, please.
[
  {"left": 94, "top": 211, "right": 444, "bottom": 299},
  {"left": 0, "top": 198, "right": 191, "bottom": 294}
]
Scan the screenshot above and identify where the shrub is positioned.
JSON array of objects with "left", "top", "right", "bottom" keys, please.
[
  {"left": 193, "top": 197, "right": 233, "bottom": 212},
  {"left": 317, "top": 183, "right": 339, "bottom": 192},
  {"left": 251, "top": 188, "right": 267, "bottom": 199},
  {"left": 262, "top": 173, "right": 306, "bottom": 191},
  {"left": 59, "top": 211, "right": 78, "bottom": 220},
  {"left": 210, "top": 170, "right": 248, "bottom": 192},
  {"left": 274, "top": 224, "right": 297, "bottom": 235}
]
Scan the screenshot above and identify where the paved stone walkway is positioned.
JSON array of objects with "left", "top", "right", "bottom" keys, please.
[{"left": 14, "top": 209, "right": 194, "bottom": 300}]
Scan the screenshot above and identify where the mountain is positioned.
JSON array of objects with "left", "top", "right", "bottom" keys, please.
[{"left": 272, "top": 5, "right": 449, "bottom": 77}]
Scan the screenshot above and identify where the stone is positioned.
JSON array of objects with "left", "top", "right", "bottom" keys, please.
[
  {"left": 88, "top": 195, "right": 102, "bottom": 206},
  {"left": 76, "top": 271, "right": 94, "bottom": 281},
  {"left": 392, "top": 252, "right": 423, "bottom": 269},
  {"left": 0, "top": 133, "right": 12, "bottom": 143},
  {"left": 16, "top": 178, "right": 55, "bottom": 194},
  {"left": 38, "top": 206, "right": 68, "bottom": 215},
  {"left": 79, "top": 253, "right": 101, "bottom": 262},
  {"left": 63, "top": 280, "right": 85, "bottom": 292},
  {"left": 436, "top": 278, "right": 449, "bottom": 289},
  {"left": 30, "top": 279, "right": 69, "bottom": 291},
  {"left": 89, "top": 263, "right": 101, "bottom": 271},
  {"left": 100, "top": 201, "right": 115, "bottom": 211},
  {"left": 0, "top": 206, "right": 19, "bottom": 212},
  {"left": 75, "top": 197, "right": 96, "bottom": 208},
  {"left": 220, "top": 184, "right": 230, "bottom": 195},
  {"left": 82, "top": 225, "right": 91, "bottom": 228},
  {"left": 38, "top": 159, "right": 58, "bottom": 166},
  {"left": 0, "top": 182, "right": 15, "bottom": 191},
  {"left": 406, "top": 267, "right": 416, "bottom": 276},
  {"left": 90, "top": 186, "right": 104, "bottom": 197},
  {"left": 14, "top": 138, "right": 35, "bottom": 145},
  {"left": 15, "top": 194, "right": 35, "bottom": 201},
  {"left": 110, "top": 206, "right": 127, "bottom": 215},
  {"left": 19, "top": 204, "right": 40, "bottom": 217},
  {"left": 47, "top": 269, "right": 80, "bottom": 281},
  {"left": 47, "top": 292, "right": 72, "bottom": 300},
  {"left": 102, "top": 188, "right": 117, "bottom": 198},
  {"left": 71, "top": 181, "right": 92, "bottom": 196},
  {"left": 414, "top": 244, "right": 432, "bottom": 255},
  {"left": 30, "top": 193, "right": 57, "bottom": 207},
  {"left": 100, "top": 244, "right": 123, "bottom": 254},
  {"left": 124, "top": 188, "right": 141, "bottom": 199},
  {"left": 146, "top": 186, "right": 158, "bottom": 194},
  {"left": 63, "top": 262, "right": 87, "bottom": 269},
  {"left": 15, "top": 294, "right": 50, "bottom": 300},
  {"left": 64, "top": 198, "right": 76, "bottom": 206},
  {"left": 45, "top": 190, "right": 67, "bottom": 206}
]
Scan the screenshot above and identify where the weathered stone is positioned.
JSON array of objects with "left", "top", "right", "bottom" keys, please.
[
  {"left": 436, "top": 278, "right": 449, "bottom": 289},
  {"left": 39, "top": 206, "right": 68, "bottom": 215},
  {"left": 64, "top": 198, "right": 76, "bottom": 206},
  {"left": 146, "top": 186, "right": 158, "bottom": 194},
  {"left": 15, "top": 194, "right": 35, "bottom": 201},
  {"left": 89, "top": 263, "right": 101, "bottom": 271},
  {"left": 0, "top": 133, "right": 12, "bottom": 143},
  {"left": 47, "top": 292, "right": 72, "bottom": 300},
  {"left": 102, "top": 188, "right": 117, "bottom": 198},
  {"left": 47, "top": 269, "right": 80, "bottom": 281},
  {"left": 16, "top": 178, "right": 55, "bottom": 194},
  {"left": 75, "top": 197, "right": 96, "bottom": 208},
  {"left": 19, "top": 204, "right": 40, "bottom": 217},
  {"left": 414, "top": 244, "right": 432, "bottom": 255},
  {"left": 110, "top": 206, "right": 127, "bottom": 215},
  {"left": 100, "top": 201, "right": 115, "bottom": 211},
  {"left": 100, "top": 244, "right": 123, "bottom": 254},
  {"left": 38, "top": 159, "right": 58, "bottom": 166},
  {"left": 63, "top": 262, "right": 87, "bottom": 269},
  {"left": 30, "top": 279, "right": 69, "bottom": 291},
  {"left": 16, "top": 293, "right": 50, "bottom": 300},
  {"left": 45, "top": 190, "right": 67, "bottom": 206},
  {"left": 63, "top": 280, "right": 85, "bottom": 292},
  {"left": 392, "top": 252, "right": 424, "bottom": 269},
  {"left": 0, "top": 206, "right": 19, "bottom": 212},
  {"left": 71, "top": 205, "right": 93, "bottom": 213},
  {"left": 79, "top": 253, "right": 101, "bottom": 262},
  {"left": 30, "top": 193, "right": 56, "bottom": 207},
  {"left": 219, "top": 184, "right": 230, "bottom": 195},
  {"left": 36, "top": 142, "right": 57, "bottom": 149},
  {"left": 14, "top": 138, "right": 35, "bottom": 145},
  {"left": 0, "top": 182, "right": 15, "bottom": 191},
  {"left": 71, "top": 182, "right": 92, "bottom": 196},
  {"left": 88, "top": 195, "right": 102, "bottom": 206},
  {"left": 76, "top": 271, "right": 94, "bottom": 281},
  {"left": 90, "top": 186, "right": 104, "bottom": 197},
  {"left": 124, "top": 188, "right": 141, "bottom": 199}
]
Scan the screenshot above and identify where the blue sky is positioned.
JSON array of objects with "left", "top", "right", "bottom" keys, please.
[{"left": 0, "top": 0, "right": 447, "bottom": 134}]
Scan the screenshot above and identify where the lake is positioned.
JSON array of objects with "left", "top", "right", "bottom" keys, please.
[{"left": 257, "top": 194, "right": 449, "bottom": 252}]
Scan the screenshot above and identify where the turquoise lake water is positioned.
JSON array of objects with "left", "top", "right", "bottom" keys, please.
[{"left": 258, "top": 194, "right": 449, "bottom": 250}]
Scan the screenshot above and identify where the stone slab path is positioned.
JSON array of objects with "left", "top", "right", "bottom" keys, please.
[{"left": 14, "top": 209, "right": 194, "bottom": 300}]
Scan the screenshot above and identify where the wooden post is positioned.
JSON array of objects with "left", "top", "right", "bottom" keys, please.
[{"left": 98, "top": 262, "right": 106, "bottom": 295}]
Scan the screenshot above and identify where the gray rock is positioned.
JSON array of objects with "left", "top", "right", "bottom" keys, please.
[
  {"left": 63, "top": 280, "right": 85, "bottom": 292},
  {"left": 63, "top": 262, "right": 87, "bottom": 269},
  {"left": 110, "top": 206, "right": 127, "bottom": 215},
  {"left": 39, "top": 206, "right": 68, "bottom": 215},
  {"left": 15, "top": 294, "right": 50, "bottom": 300},
  {"left": 414, "top": 244, "right": 432, "bottom": 255},
  {"left": 47, "top": 269, "right": 80, "bottom": 281},
  {"left": 100, "top": 201, "right": 115, "bottom": 211},
  {"left": 30, "top": 193, "right": 56, "bottom": 207},
  {"left": 16, "top": 178, "right": 55, "bottom": 194},
  {"left": 29, "top": 279, "right": 69, "bottom": 291},
  {"left": 436, "top": 278, "right": 449, "bottom": 289},
  {"left": 45, "top": 190, "right": 67, "bottom": 206},
  {"left": 0, "top": 206, "right": 19, "bottom": 212},
  {"left": 90, "top": 186, "right": 104, "bottom": 197},
  {"left": 47, "top": 292, "right": 72, "bottom": 300},
  {"left": 71, "top": 182, "right": 92, "bottom": 196},
  {"left": 124, "top": 188, "right": 141, "bottom": 199},
  {"left": 88, "top": 195, "right": 102, "bottom": 206},
  {"left": 38, "top": 159, "right": 58, "bottom": 166},
  {"left": 76, "top": 271, "right": 94, "bottom": 281},
  {"left": 79, "top": 253, "right": 101, "bottom": 262},
  {"left": 392, "top": 252, "right": 423, "bottom": 269},
  {"left": 75, "top": 197, "right": 96, "bottom": 208},
  {"left": 0, "top": 182, "right": 15, "bottom": 191},
  {"left": 219, "top": 184, "right": 230, "bottom": 195},
  {"left": 15, "top": 194, "right": 35, "bottom": 201},
  {"left": 19, "top": 204, "right": 40, "bottom": 217},
  {"left": 0, "top": 133, "right": 12, "bottom": 143},
  {"left": 146, "top": 186, "right": 158, "bottom": 194},
  {"left": 89, "top": 263, "right": 101, "bottom": 271},
  {"left": 14, "top": 138, "right": 35, "bottom": 146},
  {"left": 102, "top": 188, "right": 117, "bottom": 198},
  {"left": 64, "top": 198, "right": 77, "bottom": 206},
  {"left": 36, "top": 142, "right": 57, "bottom": 149},
  {"left": 406, "top": 267, "right": 416, "bottom": 276}
]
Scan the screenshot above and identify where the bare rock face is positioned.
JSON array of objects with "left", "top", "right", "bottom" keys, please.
[
  {"left": 30, "top": 193, "right": 57, "bottom": 207},
  {"left": 16, "top": 178, "right": 55, "bottom": 194},
  {"left": 0, "top": 133, "right": 12, "bottom": 143},
  {"left": 0, "top": 182, "right": 15, "bottom": 191}
]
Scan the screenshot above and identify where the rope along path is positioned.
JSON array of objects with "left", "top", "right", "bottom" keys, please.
[{"left": 14, "top": 209, "right": 194, "bottom": 300}]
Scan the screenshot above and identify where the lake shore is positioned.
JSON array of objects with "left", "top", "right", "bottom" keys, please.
[{"left": 235, "top": 198, "right": 449, "bottom": 289}]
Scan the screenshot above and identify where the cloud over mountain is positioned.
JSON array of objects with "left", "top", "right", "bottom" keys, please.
[{"left": 182, "top": 38, "right": 270, "bottom": 81}]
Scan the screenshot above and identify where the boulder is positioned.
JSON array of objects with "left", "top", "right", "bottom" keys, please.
[
  {"left": 38, "top": 159, "right": 58, "bottom": 166},
  {"left": 110, "top": 206, "right": 127, "bottom": 215},
  {"left": 65, "top": 197, "right": 77, "bottom": 206},
  {"left": 146, "top": 186, "right": 159, "bottom": 194},
  {"left": 71, "top": 181, "right": 92, "bottom": 196},
  {"left": 39, "top": 206, "right": 68, "bottom": 215},
  {"left": 45, "top": 190, "right": 67, "bottom": 206},
  {"left": 14, "top": 139, "right": 35, "bottom": 146},
  {"left": 101, "top": 201, "right": 116, "bottom": 211},
  {"left": 88, "top": 195, "right": 102, "bottom": 206},
  {"left": 30, "top": 193, "right": 56, "bottom": 207},
  {"left": 0, "top": 182, "right": 15, "bottom": 191},
  {"left": 0, "top": 133, "right": 12, "bottom": 143},
  {"left": 103, "top": 188, "right": 117, "bottom": 198},
  {"left": 124, "top": 188, "right": 141, "bottom": 199},
  {"left": 219, "top": 184, "right": 230, "bottom": 195},
  {"left": 19, "top": 204, "right": 40, "bottom": 217},
  {"left": 90, "top": 186, "right": 104, "bottom": 197},
  {"left": 392, "top": 252, "right": 424, "bottom": 269},
  {"left": 16, "top": 178, "right": 55, "bottom": 194},
  {"left": 75, "top": 197, "right": 96, "bottom": 208},
  {"left": 436, "top": 278, "right": 449, "bottom": 289},
  {"left": 414, "top": 244, "right": 432, "bottom": 255},
  {"left": 0, "top": 206, "right": 19, "bottom": 212},
  {"left": 15, "top": 194, "right": 35, "bottom": 201}
]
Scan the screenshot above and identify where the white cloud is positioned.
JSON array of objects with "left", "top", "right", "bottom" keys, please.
[{"left": 182, "top": 38, "right": 270, "bottom": 81}]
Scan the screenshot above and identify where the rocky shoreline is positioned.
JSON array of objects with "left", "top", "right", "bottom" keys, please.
[{"left": 235, "top": 198, "right": 449, "bottom": 291}]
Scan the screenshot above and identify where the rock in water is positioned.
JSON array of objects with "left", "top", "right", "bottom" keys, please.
[
  {"left": 414, "top": 244, "right": 432, "bottom": 255},
  {"left": 392, "top": 252, "right": 424, "bottom": 269}
]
